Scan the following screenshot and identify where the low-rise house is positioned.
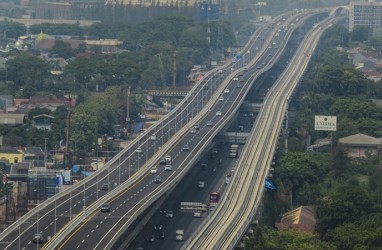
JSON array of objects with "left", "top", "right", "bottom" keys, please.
[
  {"left": 0, "top": 113, "right": 25, "bottom": 126},
  {"left": 0, "top": 95, "right": 14, "bottom": 112},
  {"left": 32, "top": 114, "right": 54, "bottom": 130},
  {"left": 275, "top": 206, "right": 316, "bottom": 233},
  {"left": 338, "top": 133, "right": 382, "bottom": 158},
  {"left": 85, "top": 39, "right": 123, "bottom": 54},
  {"left": 0, "top": 147, "right": 24, "bottom": 164}
]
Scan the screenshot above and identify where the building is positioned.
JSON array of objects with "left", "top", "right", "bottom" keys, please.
[
  {"left": 338, "top": 133, "right": 382, "bottom": 157},
  {"left": 0, "top": 113, "right": 25, "bottom": 126},
  {"left": 0, "top": 147, "right": 24, "bottom": 164},
  {"left": 275, "top": 206, "right": 316, "bottom": 233},
  {"left": 349, "top": 1, "right": 382, "bottom": 32}
]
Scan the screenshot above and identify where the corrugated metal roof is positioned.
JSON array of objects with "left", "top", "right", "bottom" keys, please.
[
  {"left": 339, "top": 133, "right": 381, "bottom": 146},
  {"left": 0, "top": 113, "right": 24, "bottom": 125}
]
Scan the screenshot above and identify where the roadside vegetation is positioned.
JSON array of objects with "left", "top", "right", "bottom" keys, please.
[{"left": 245, "top": 24, "right": 382, "bottom": 250}]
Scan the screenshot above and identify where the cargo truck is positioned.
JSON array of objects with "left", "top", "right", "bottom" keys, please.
[
  {"left": 175, "top": 229, "right": 184, "bottom": 241},
  {"left": 229, "top": 144, "right": 239, "bottom": 158}
]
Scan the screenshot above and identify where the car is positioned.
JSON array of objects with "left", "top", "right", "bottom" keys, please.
[
  {"left": 33, "top": 233, "right": 44, "bottom": 244},
  {"left": 216, "top": 111, "right": 222, "bottom": 116},
  {"left": 164, "top": 164, "right": 172, "bottom": 171},
  {"left": 211, "top": 167, "right": 217, "bottom": 172},
  {"left": 233, "top": 77, "right": 239, "bottom": 81},
  {"left": 219, "top": 96, "right": 224, "bottom": 101},
  {"left": 165, "top": 210, "right": 174, "bottom": 218},
  {"left": 224, "top": 89, "right": 230, "bottom": 94},
  {"left": 146, "top": 235, "right": 155, "bottom": 242},
  {"left": 150, "top": 134, "right": 157, "bottom": 141},
  {"left": 157, "top": 232, "right": 165, "bottom": 240},
  {"left": 193, "top": 124, "right": 200, "bottom": 130},
  {"left": 159, "top": 158, "right": 166, "bottom": 165},
  {"left": 150, "top": 167, "right": 158, "bottom": 174},
  {"left": 154, "top": 224, "right": 163, "bottom": 231},
  {"left": 201, "top": 163, "right": 207, "bottom": 170},
  {"left": 153, "top": 175, "right": 162, "bottom": 183},
  {"left": 255, "top": 47, "right": 259, "bottom": 50},
  {"left": 136, "top": 147, "right": 142, "bottom": 153},
  {"left": 198, "top": 181, "right": 205, "bottom": 188},
  {"left": 182, "top": 144, "right": 189, "bottom": 151},
  {"left": 244, "top": 67, "right": 248, "bottom": 72},
  {"left": 190, "top": 128, "right": 197, "bottom": 134},
  {"left": 101, "top": 203, "right": 111, "bottom": 212},
  {"left": 206, "top": 121, "right": 213, "bottom": 126},
  {"left": 101, "top": 183, "right": 109, "bottom": 191},
  {"left": 193, "top": 211, "right": 202, "bottom": 218},
  {"left": 218, "top": 69, "right": 223, "bottom": 73},
  {"left": 165, "top": 155, "right": 171, "bottom": 162},
  {"left": 212, "top": 148, "right": 218, "bottom": 154},
  {"left": 159, "top": 208, "right": 167, "bottom": 214}
]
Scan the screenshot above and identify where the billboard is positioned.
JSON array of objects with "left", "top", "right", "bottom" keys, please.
[
  {"left": 315, "top": 115, "right": 337, "bottom": 131},
  {"left": 63, "top": 170, "right": 71, "bottom": 185}
]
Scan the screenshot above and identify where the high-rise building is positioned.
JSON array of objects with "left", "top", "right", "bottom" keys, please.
[{"left": 349, "top": 0, "right": 382, "bottom": 31}]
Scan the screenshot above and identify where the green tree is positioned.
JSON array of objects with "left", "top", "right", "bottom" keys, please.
[
  {"left": 6, "top": 53, "right": 50, "bottom": 91},
  {"left": 315, "top": 185, "right": 377, "bottom": 238},
  {"left": 351, "top": 26, "right": 371, "bottom": 42},
  {"left": 51, "top": 40, "right": 74, "bottom": 59}
]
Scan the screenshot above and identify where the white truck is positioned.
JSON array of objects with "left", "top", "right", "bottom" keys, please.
[
  {"left": 175, "top": 229, "right": 184, "bottom": 241},
  {"left": 229, "top": 144, "right": 239, "bottom": 158}
]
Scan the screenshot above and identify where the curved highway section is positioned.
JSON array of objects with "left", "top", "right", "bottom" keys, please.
[{"left": 184, "top": 14, "right": 337, "bottom": 250}]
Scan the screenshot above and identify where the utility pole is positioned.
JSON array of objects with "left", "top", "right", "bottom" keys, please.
[
  {"left": 172, "top": 51, "right": 177, "bottom": 89},
  {"left": 65, "top": 95, "right": 72, "bottom": 169},
  {"left": 44, "top": 138, "right": 47, "bottom": 168}
]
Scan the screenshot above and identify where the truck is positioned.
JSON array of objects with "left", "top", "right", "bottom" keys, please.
[
  {"left": 175, "top": 229, "right": 184, "bottom": 241},
  {"left": 229, "top": 144, "right": 239, "bottom": 158}
]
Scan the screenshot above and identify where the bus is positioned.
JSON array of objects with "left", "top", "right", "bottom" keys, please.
[{"left": 209, "top": 192, "right": 220, "bottom": 203}]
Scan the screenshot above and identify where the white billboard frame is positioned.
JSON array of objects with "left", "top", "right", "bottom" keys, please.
[{"left": 314, "top": 115, "right": 337, "bottom": 131}]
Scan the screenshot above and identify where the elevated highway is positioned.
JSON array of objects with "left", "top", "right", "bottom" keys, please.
[
  {"left": 0, "top": 10, "right": 328, "bottom": 250},
  {"left": 184, "top": 16, "right": 338, "bottom": 250}
]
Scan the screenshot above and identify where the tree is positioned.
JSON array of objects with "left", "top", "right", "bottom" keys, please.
[
  {"left": 276, "top": 152, "right": 331, "bottom": 201},
  {"left": 351, "top": 26, "right": 371, "bottom": 42},
  {"left": 315, "top": 185, "right": 377, "bottom": 238},
  {"left": 51, "top": 40, "right": 74, "bottom": 59},
  {"left": 6, "top": 53, "right": 50, "bottom": 91}
]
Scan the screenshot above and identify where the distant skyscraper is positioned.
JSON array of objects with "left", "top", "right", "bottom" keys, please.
[{"left": 349, "top": 0, "right": 382, "bottom": 31}]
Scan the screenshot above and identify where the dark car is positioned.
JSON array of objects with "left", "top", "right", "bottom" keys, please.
[
  {"left": 157, "top": 232, "right": 165, "bottom": 240},
  {"left": 153, "top": 175, "right": 162, "bottom": 183},
  {"left": 101, "top": 183, "right": 109, "bottom": 191},
  {"left": 146, "top": 235, "right": 155, "bottom": 242},
  {"left": 101, "top": 203, "right": 111, "bottom": 212},
  {"left": 33, "top": 233, "right": 44, "bottom": 244},
  {"left": 159, "top": 158, "right": 166, "bottom": 165}
]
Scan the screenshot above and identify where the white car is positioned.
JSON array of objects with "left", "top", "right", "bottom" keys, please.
[
  {"left": 206, "top": 121, "right": 213, "bottom": 126},
  {"left": 150, "top": 167, "right": 158, "bottom": 174},
  {"left": 198, "top": 181, "right": 205, "bottom": 188},
  {"left": 165, "top": 164, "right": 172, "bottom": 171},
  {"left": 190, "top": 128, "right": 197, "bottom": 134},
  {"left": 136, "top": 147, "right": 142, "bottom": 153},
  {"left": 233, "top": 77, "right": 239, "bottom": 81},
  {"left": 216, "top": 111, "right": 222, "bottom": 116},
  {"left": 150, "top": 134, "right": 157, "bottom": 141},
  {"left": 165, "top": 155, "right": 171, "bottom": 162},
  {"left": 219, "top": 96, "right": 224, "bottom": 101},
  {"left": 165, "top": 211, "right": 174, "bottom": 218},
  {"left": 224, "top": 89, "right": 230, "bottom": 94}
]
